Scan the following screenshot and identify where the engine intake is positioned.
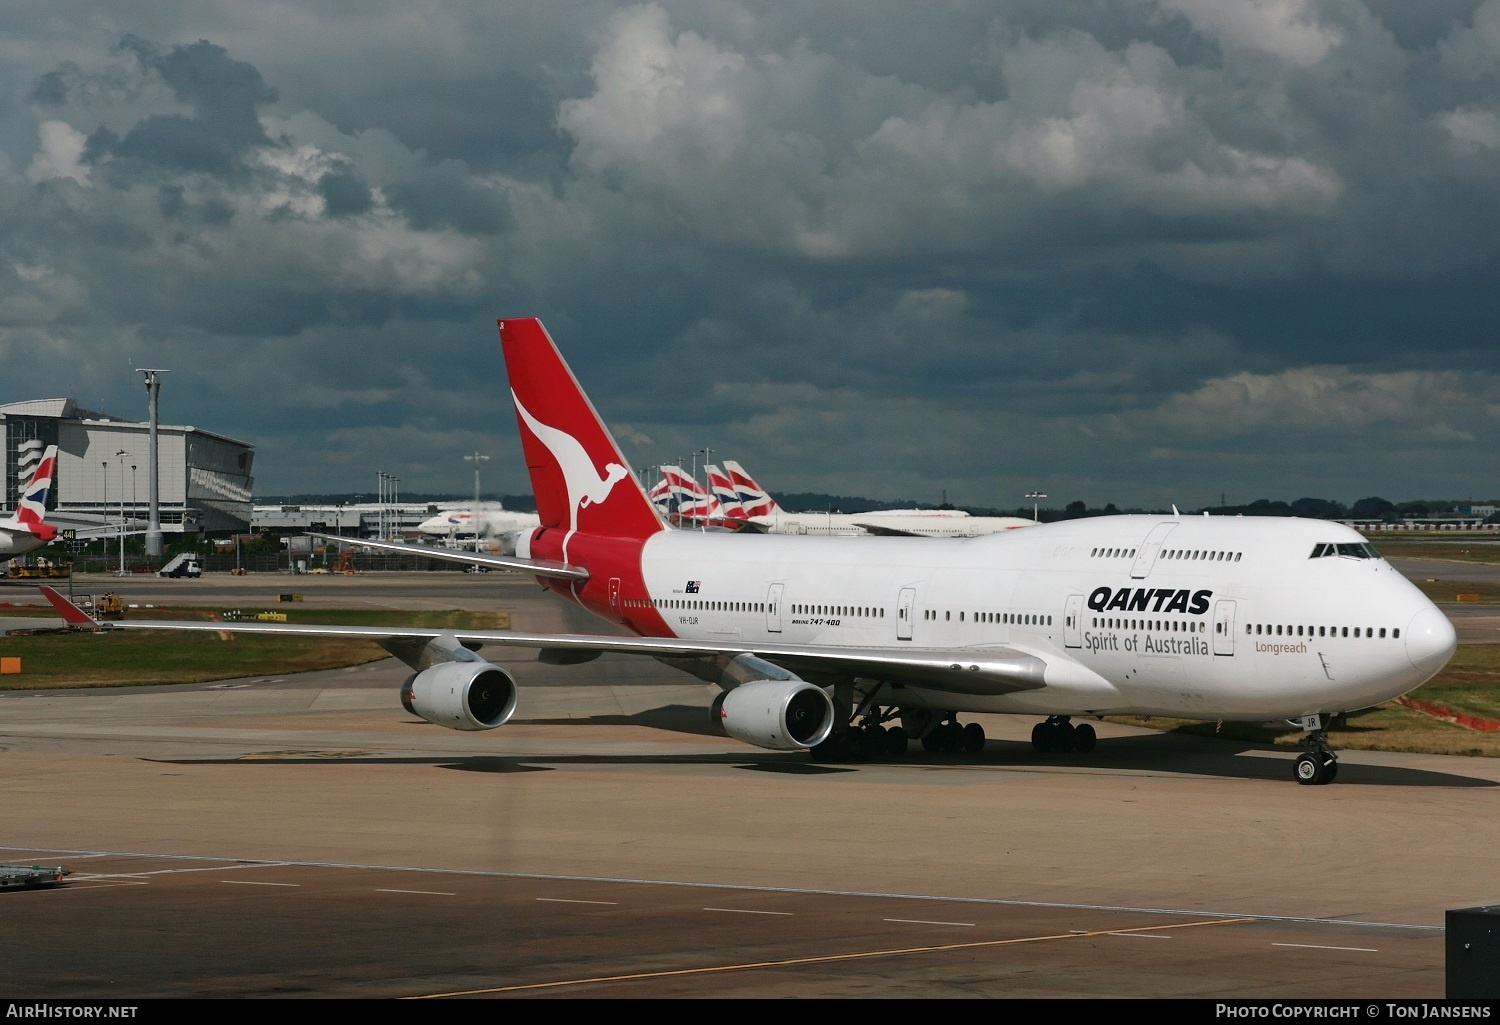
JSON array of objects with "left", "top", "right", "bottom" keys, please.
[
  {"left": 710, "top": 655, "right": 835, "bottom": 751},
  {"left": 401, "top": 661, "right": 518, "bottom": 731}
]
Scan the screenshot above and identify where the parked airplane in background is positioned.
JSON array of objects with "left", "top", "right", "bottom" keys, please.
[
  {"left": 415, "top": 504, "right": 539, "bottom": 540},
  {"left": 0, "top": 444, "right": 59, "bottom": 560},
  {"left": 42, "top": 318, "right": 1457, "bottom": 785},
  {"left": 720, "top": 460, "right": 1034, "bottom": 537},
  {"left": 649, "top": 465, "right": 717, "bottom": 523}
]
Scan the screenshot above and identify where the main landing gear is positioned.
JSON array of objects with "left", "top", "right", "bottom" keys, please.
[
  {"left": 808, "top": 704, "right": 985, "bottom": 762},
  {"left": 919, "top": 715, "right": 986, "bottom": 754},
  {"left": 1030, "top": 716, "right": 1097, "bottom": 754},
  {"left": 1293, "top": 719, "right": 1339, "bottom": 785}
]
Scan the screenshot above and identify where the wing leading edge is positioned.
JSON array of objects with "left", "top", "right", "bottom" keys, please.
[{"left": 38, "top": 586, "right": 1043, "bottom": 695}]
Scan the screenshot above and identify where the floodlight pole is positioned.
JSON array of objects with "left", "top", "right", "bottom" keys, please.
[
  {"left": 465, "top": 451, "right": 489, "bottom": 551},
  {"left": 116, "top": 450, "right": 128, "bottom": 574},
  {"left": 138, "top": 370, "right": 168, "bottom": 560},
  {"left": 696, "top": 448, "right": 713, "bottom": 529},
  {"left": 1026, "top": 491, "right": 1047, "bottom": 524}
]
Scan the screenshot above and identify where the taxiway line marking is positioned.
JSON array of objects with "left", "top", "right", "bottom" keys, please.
[
  {"left": 884, "top": 919, "right": 975, "bottom": 927},
  {"left": 72, "top": 863, "right": 288, "bottom": 880},
  {"left": 1272, "top": 942, "right": 1378, "bottom": 952},
  {"left": 703, "top": 907, "right": 794, "bottom": 916},
  {"left": 377, "top": 888, "right": 456, "bottom": 896},
  {"left": 411, "top": 917, "right": 1256, "bottom": 997},
  {"left": 222, "top": 880, "right": 300, "bottom": 887},
  {"left": 536, "top": 898, "right": 617, "bottom": 905}
]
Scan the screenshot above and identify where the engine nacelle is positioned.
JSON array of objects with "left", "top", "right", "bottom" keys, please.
[
  {"left": 711, "top": 676, "right": 836, "bottom": 752},
  {"left": 401, "top": 661, "right": 518, "bottom": 731}
]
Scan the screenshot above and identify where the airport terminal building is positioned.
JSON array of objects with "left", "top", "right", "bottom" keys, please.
[{"left": 0, "top": 398, "right": 254, "bottom": 535}]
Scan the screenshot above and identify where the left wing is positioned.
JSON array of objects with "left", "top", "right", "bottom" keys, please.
[{"left": 38, "top": 585, "right": 1045, "bottom": 695}]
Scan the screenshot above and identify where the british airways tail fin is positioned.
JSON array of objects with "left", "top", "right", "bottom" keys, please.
[
  {"left": 657, "top": 464, "right": 717, "bottom": 522},
  {"left": 704, "top": 464, "right": 744, "bottom": 520},
  {"left": 721, "top": 460, "right": 781, "bottom": 519},
  {"left": 15, "top": 444, "right": 58, "bottom": 540},
  {"left": 498, "top": 319, "right": 665, "bottom": 540}
]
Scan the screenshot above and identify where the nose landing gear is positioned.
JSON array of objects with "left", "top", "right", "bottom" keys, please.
[{"left": 1294, "top": 718, "right": 1339, "bottom": 785}]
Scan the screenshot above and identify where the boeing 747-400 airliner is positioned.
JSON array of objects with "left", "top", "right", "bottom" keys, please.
[{"left": 42, "top": 319, "right": 1456, "bottom": 785}]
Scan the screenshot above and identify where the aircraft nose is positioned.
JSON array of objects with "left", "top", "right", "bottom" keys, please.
[{"left": 1406, "top": 606, "right": 1457, "bottom": 676}]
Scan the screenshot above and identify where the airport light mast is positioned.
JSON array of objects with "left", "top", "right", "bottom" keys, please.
[
  {"left": 137, "top": 369, "right": 169, "bottom": 561},
  {"left": 465, "top": 451, "right": 489, "bottom": 552},
  {"left": 115, "top": 450, "right": 128, "bottom": 574},
  {"left": 695, "top": 447, "right": 713, "bottom": 528},
  {"left": 1026, "top": 491, "right": 1046, "bottom": 524}
]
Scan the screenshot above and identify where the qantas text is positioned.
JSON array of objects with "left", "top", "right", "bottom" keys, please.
[{"left": 1088, "top": 586, "right": 1213, "bottom": 616}]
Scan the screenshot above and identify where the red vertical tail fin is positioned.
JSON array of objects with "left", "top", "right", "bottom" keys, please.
[{"left": 498, "top": 319, "right": 665, "bottom": 540}]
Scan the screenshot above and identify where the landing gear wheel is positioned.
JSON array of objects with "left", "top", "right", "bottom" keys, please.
[
  {"left": 1074, "top": 722, "right": 1097, "bottom": 753},
  {"left": 1049, "top": 722, "right": 1075, "bottom": 752},
  {"left": 940, "top": 723, "right": 964, "bottom": 753},
  {"left": 886, "top": 726, "right": 909, "bottom": 756},
  {"left": 1030, "top": 722, "right": 1046, "bottom": 751},
  {"left": 1295, "top": 723, "right": 1340, "bottom": 785},
  {"left": 1294, "top": 752, "right": 1337, "bottom": 785},
  {"left": 1294, "top": 753, "right": 1320, "bottom": 784},
  {"left": 961, "top": 722, "right": 986, "bottom": 753},
  {"left": 962, "top": 722, "right": 986, "bottom": 753}
]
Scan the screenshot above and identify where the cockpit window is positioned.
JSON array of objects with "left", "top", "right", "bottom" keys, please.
[
  {"left": 1310, "top": 543, "right": 1328, "bottom": 558},
  {"left": 1336, "top": 542, "right": 1373, "bottom": 559}
]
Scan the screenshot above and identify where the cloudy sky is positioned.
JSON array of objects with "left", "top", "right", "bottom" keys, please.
[{"left": 2, "top": 1, "right": 1499, "bottom": 510}]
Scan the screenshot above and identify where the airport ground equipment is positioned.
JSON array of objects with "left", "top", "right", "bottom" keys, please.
[
  {"left": 0, "top": 864, "right": 70, "bottom": 890},
  {"left": 158, "top": 553, "right": 202, "bottom": 578}
]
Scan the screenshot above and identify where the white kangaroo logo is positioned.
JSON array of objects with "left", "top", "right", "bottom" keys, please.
[{"left": 513, "top": 391, "right": 629, "bottom": 529}]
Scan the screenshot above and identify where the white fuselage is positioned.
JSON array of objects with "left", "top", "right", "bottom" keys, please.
[
  {"left": 0, "top": 521, "right": 47, "bottom": 559},
  {"left": 626, "top": 515, "right": 1452, "bottom": 721},
  {"left": 417, "top": 509, "right": 541, "bottom": 537}
]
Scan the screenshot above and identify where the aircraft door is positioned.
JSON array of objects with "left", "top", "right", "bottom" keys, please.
[
  {"left": 1064, "top": 594, "right": 1084, "bottom": 648},
  {"left": 609, "top": 577, "right": 621, "bottom": 614},
  {"left": 896, "top": 587, "right": 916, "bottom": 641},
  {"left": 1130, "top": 521, "right": 1178, "bottom": 579},
  {"left": 766, "top": 582, "right": 784, "bottom": 633},
  {"left": 1213, "top": 599, "right": 1237, "bottom": 656}
]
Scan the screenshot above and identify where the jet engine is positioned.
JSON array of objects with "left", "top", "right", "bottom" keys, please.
[
  {"left": 400, "top": 661, "right": 518, "bottom": 731},
  {"left": 708, "top": 654, "right": 836, "bottom": 751}
]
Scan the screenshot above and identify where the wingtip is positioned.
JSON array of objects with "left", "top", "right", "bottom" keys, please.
[{"left": 39, "top": 585, "right": 97, "bottom": 626}]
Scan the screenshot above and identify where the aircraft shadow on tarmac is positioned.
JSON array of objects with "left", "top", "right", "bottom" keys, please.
[
  {"left": 516, "top": 706, "right": 1500, "bottom": 787},
  {"left": 149, "top": 720, "right": 1496, "bottom": 785}
]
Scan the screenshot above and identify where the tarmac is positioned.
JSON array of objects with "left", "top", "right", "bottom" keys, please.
[{"left": 0, "top": 567, "right": 1497, "bottom": 998}]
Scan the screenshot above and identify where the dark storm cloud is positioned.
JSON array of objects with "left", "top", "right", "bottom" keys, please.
[
  {"left": 84, "top": 37, "right": 275, "bottom": 177},
  {"left": 318, "top": 170, "right": 373, "bottom": 218},
  {"left": 385, "top": 164, "right": 511, "bottom": 234},
  {"left": 2, "top": 2, "right": 1499, "bottom": 508}
]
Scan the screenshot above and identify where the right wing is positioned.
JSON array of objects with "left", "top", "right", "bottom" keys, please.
[{"left": 306, "top": 533, "right": 587, "bottom": 581}]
